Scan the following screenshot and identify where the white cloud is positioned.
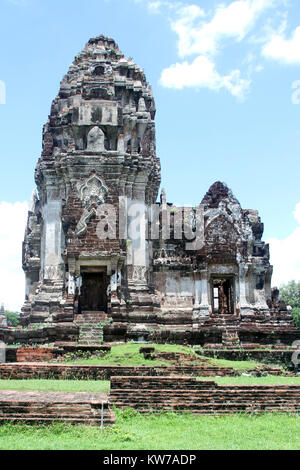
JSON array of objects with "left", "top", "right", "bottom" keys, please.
[
  {"left": 138, "top": 0, "right": 294, "bottom": 97},
  {"left": 267, "top": 202, "right": 300, "bottom": 287},
  {"left": 157, "top": 0, "right": 280, "bottom": 99},
  {"left": 134, "top": 0, "right": 183, "bottom": 13},
  {"left": 172, "top": 0, "right": 278, "bottom": 58},
  {"left": 147, "top": 1, "right": 176, "bottom": 13},
  {"left": 262, "top": 25, "right": 300, "bottom": 64},
  {"left": 148, "top": 1, "right": 162, "bottom": 13},
  {"left": 160, "top": 55, "right": 251, "bottom": 100},
  {"left": 0, "top": 201, "right": 28, "bottom": 312}
]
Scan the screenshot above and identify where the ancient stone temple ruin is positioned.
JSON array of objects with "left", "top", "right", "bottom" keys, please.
[{"left": 13, "top": 35, "right": 298, "bottom": 346}]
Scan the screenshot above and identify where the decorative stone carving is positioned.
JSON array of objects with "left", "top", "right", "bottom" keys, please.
[
  {"left": 44, "top": 265, "right": 63, "bottom": 280},
  {"left": 76, "top": 175, "right": 108, "bottom": 237},
  {"left": 79, "top": 175, "right": 108, "bottom": 210},
  {"left": 87, "top": 126, "right": 105, "bottom": 151},
  {"left": 128, "top": 266, "right": 148, "bottom": 284},
  {"left": 138, "top": 97, "right": 146, "bottom": 112}
]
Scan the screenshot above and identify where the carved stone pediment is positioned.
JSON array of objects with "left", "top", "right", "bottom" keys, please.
[
  {"left": 76, "top": 175, "right": 108, "bottom": 237},
  {"left": 79, "top": 175, "right": 108, "bottom": 210}
]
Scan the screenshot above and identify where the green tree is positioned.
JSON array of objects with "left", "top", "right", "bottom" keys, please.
[
  {"left": 5, "top": 311, "right": 20, "bottom": 327},
  {"left": 280, "top": 281, "right": 300, "bottom": 329},
  {"left": 292, "top": 307, "right": 300, "bottom": 329},
  {"left": 280, "top": 281, "right": 300, "bottom": 308}
]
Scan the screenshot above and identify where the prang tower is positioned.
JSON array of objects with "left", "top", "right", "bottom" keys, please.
[{"left": 22, "top": 35, "right": 160, "bottom": 326}]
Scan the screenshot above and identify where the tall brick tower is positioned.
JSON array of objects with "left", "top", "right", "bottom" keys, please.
[{"left": 21, "top": 35, "right": 161, "bottom": 331}]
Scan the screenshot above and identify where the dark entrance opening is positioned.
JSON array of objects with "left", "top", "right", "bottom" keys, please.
[
  {"left": 79, "top": 272, "right": 109, "bottom": 312},
  {"left": 212, "top": 277, "right": 234, "bottom": 315}
]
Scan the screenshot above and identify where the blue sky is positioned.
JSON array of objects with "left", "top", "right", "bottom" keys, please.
[{"left": 0, "top": 0, "right": 300, "bottom": 310}]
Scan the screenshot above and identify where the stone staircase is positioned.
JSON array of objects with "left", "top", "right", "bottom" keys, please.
[
  {"left": 222, "top": 328, "right": 240, "bottom": 347},
  {"left": 24, "top": 279, "right": 65, "bottom": 324},
  {"left": 74, "top": 312, "right": 111, "bottom": 346}
]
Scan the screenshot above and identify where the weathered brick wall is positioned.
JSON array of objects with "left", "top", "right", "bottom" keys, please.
[
  {"left": 131, "top": 322, "right": 299, "bottom": 346},
  {"left": 63, "top": 187, "right": 122, "bottom": 257},
  {"left": 2, "top": 324, "right": 79, "bottom": 345},
  {"left": 149, "top": 351, "right": 199, "bottom": 362},
  {"left": 0, "top": 363, "right": 284, "bottom": 379},
  {"left": 200, "top": 348, "right": 297, "bottom": 365},
  {"left": 0, "top": 363, "right": 238, "bottom": 380},
  {"left": 110, "top": 376, "right": 300, "bottom": 414},
  {"left": 16, "top": 347, "right": 55, "bottom": 362},
  {"left": 7, "top": 345, "right": 111, "bottom": 363},
  {"left": 111, "top": 376, "right": 216, "bottom": 390}
]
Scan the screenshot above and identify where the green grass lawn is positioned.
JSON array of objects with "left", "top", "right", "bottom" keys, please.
[
  {"left": 0, "top": 379, "right": 110, "bottom": 394},
  {"left": 0, "top": 411, "right": 299, "bottom": 450}
]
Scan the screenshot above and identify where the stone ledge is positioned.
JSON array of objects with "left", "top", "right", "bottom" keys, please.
[
  {"left": 0, "top": 363, "right": 284, "bottom": 380},
  {"left": 0, "top": 389, "right": 115, "bottom": 425},
  {"left": 109, "top": 376, "right": 300, "bottom": 414},
  {"left": 199, "top": 348, "right": 299, "bottom": 365}
]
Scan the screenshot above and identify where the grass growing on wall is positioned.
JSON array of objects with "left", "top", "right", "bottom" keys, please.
[
  {"left": 57, "top": 343, "right": 196, "bottom": 366},
  {"left": 56, "top": 343, "right": 277, "bottom": 370},
  {"left": 208, "top": 357, "right": 282, "bottom": 371}
]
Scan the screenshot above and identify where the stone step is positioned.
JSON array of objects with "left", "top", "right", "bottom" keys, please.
[
  {"left": 78, "top": 321, "right": 104, "bottom": 345},
  {"left": 79, "top": 339, "right": 103, "bottom": 343},
  {"left": 74, "top": 313, "right": 109, "bottom": 324},
  {"left": 78, "top": 342, "right": 103, "bottom": 346},
  {"left": 80, "top": 327, "right": 103, "bottom": 331},
  {"left": 79, "top": 338, "right": 103, "bottom": 342},
  {"left": 79, "top": 337, "right": 103, "bottom": 340},
  {"left": 79, "top": 334, "right": 103, "bottom": 337}
]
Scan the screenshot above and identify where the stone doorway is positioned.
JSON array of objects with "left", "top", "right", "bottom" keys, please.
[
  {"left": 212, "top": 277, "right": 235, "bottom": 315},
  {"left": 79, "top": 271, "right": 109, "bottom": 312}
]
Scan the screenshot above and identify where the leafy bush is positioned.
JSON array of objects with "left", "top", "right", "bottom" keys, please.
[
  {"left": 280, "top": 281, "right": 300, "bottom": 309},
  {"left": 5, "top": 311, "right": 20, "bottom": 327},
  {"left": 279, "top": 281, "right": 300, "bottom": 330},
  {"left": 60, "top": 350, "right": 107, "bottom": 362},
  {"left": 291, "top": 307, "right": 300, "bottom": 330}
]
